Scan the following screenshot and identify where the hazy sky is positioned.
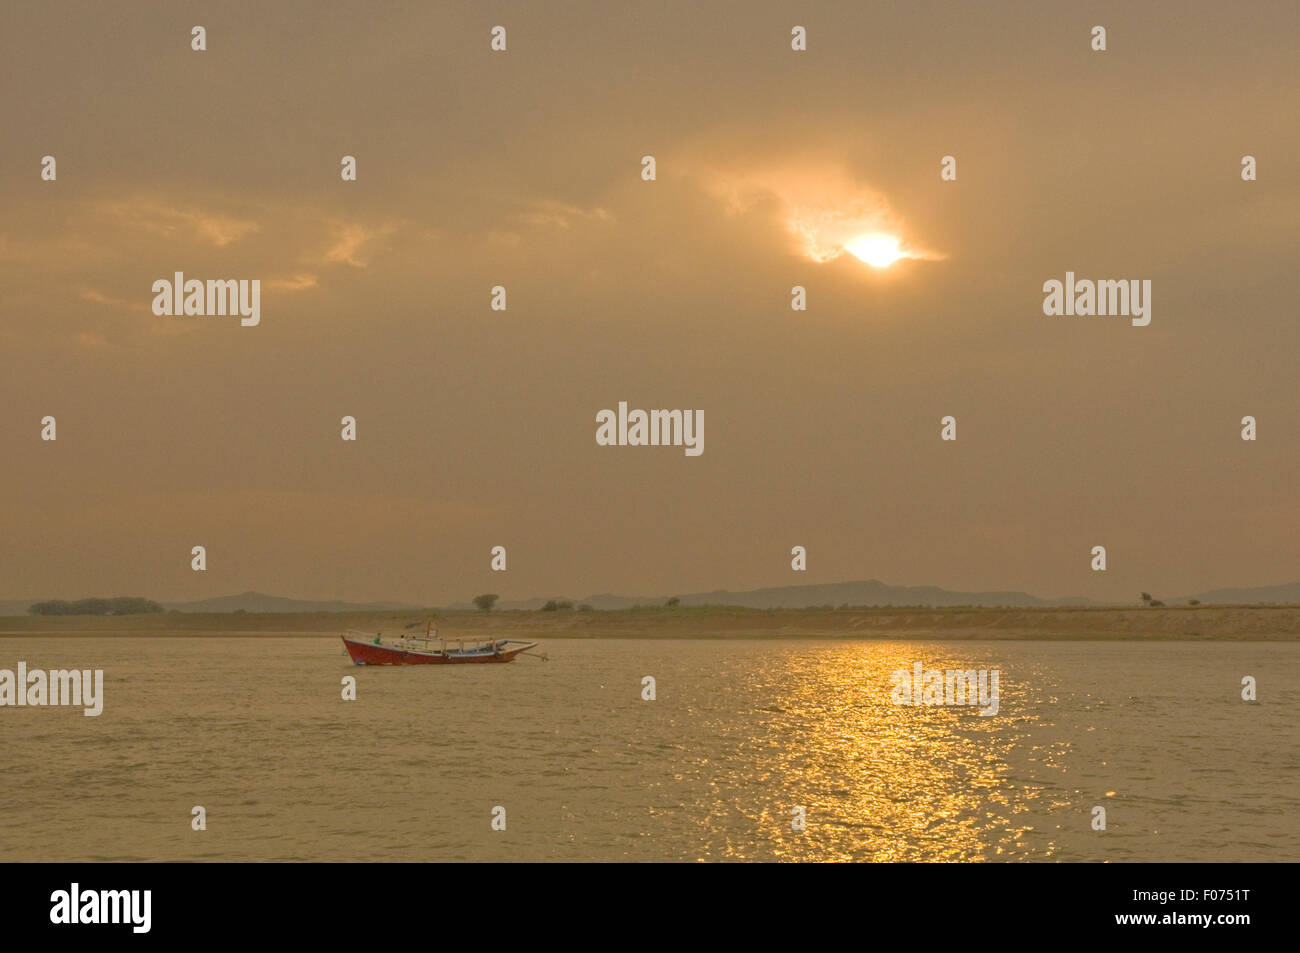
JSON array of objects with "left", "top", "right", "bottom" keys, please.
[{"left": 2, "top": 1, "right": 1298, "bottom": 605}]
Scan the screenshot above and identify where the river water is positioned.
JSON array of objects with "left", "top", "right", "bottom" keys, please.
[{"left": 1, "top": 638, "right": 1295, "bottom": 862}]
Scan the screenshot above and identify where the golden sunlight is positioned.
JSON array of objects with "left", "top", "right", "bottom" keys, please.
[{"left": 846, "top": 233, "right": 906, "bottom": 268}]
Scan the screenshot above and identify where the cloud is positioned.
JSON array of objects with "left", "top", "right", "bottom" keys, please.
[
  {"left": 95, "top": 197, "right": 260, "bottom": 247},
  {"left": 692, "top": 158, "right": 942, "bottom": 264},
  {"left": 265, "top": 273, "right": 319, "bottom": 291},
  {"left": 320, "top": 222, "right": 398, "bottom": 268},
  {"left": 78, "top": 287, "right": 149, "bottom": 314},
  {"left": 517, "top": 198, "right": 612, "bottom": 230},
  {"left": 74, "top": 331, "right": 110, "bottom": 350},
  {"left": 0, "top": 230, "right": 116, "bottom": 266}
]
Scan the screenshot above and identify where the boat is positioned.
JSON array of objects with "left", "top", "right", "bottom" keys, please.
[{"left": 340, "top": 620, "right": 541, "bottom": 665}]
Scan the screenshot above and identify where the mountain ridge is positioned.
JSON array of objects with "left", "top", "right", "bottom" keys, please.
[{"left": 5, "top": 580, "right": 1300, "bottom": 615}]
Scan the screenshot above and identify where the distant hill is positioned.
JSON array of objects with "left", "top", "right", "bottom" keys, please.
[
  {"left": 0, "top": 592, "right": 419, "bottom": 616},
  {"left": 5, "top": 580, "right": 1299, "bottom": 616},
  {"left": 451, "top": 580, "right": 1101, "bottom": 610},
  {"left": 161, "top": 591, "right": 421, "bottom": 614},
  {"left": 457, "top": 579, "right": 1300, "bottom": 611},
  {"left": 1181, "top": 582, "right": 1300, "bottom": 605},
  {"left": 28, "top": 597, "right": 163, "bottom": 616}
]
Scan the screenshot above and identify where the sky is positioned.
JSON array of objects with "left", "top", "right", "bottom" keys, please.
[{"left": 2, "top": 1, "right": 1298, "bottom": 605}]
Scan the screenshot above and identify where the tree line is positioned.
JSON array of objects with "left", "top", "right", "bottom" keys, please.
[{"left": 28, "top": 597, "right": 164, "bottom": 616}]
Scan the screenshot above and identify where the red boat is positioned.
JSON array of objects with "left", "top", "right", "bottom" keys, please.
[{"left": 341, "top": 622, "right": 540, "bottom": 665}]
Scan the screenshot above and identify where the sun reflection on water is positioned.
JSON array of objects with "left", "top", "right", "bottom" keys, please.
[{"left": 669, "top": 643, "right": 1055, "bottom": 861}]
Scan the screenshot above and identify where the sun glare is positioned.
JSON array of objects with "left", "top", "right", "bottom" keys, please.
[{"left": 846, "top": 234, "right": 905, "bottom": 268}]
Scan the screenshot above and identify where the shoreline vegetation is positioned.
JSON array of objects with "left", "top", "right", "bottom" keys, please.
[{"left": 2, "top": 604, "right": 1300, "bottom": 640}]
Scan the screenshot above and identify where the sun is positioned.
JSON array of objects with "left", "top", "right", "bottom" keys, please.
[{"left": 846, "top": 233, "right": 905, "bottom": 268}]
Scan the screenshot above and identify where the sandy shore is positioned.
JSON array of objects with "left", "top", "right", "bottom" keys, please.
[{"left": 2, "top": 604, "right": 1299, "bottom": 640}]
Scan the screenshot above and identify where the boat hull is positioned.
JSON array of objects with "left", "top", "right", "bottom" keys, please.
[{"left": 341, "top": 635, "right": 533, "bottom": 665}]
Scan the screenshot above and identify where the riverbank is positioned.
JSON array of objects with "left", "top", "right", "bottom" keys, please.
[{"left": 3, "top": 604, "right": 1299, "bottom": 639}]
